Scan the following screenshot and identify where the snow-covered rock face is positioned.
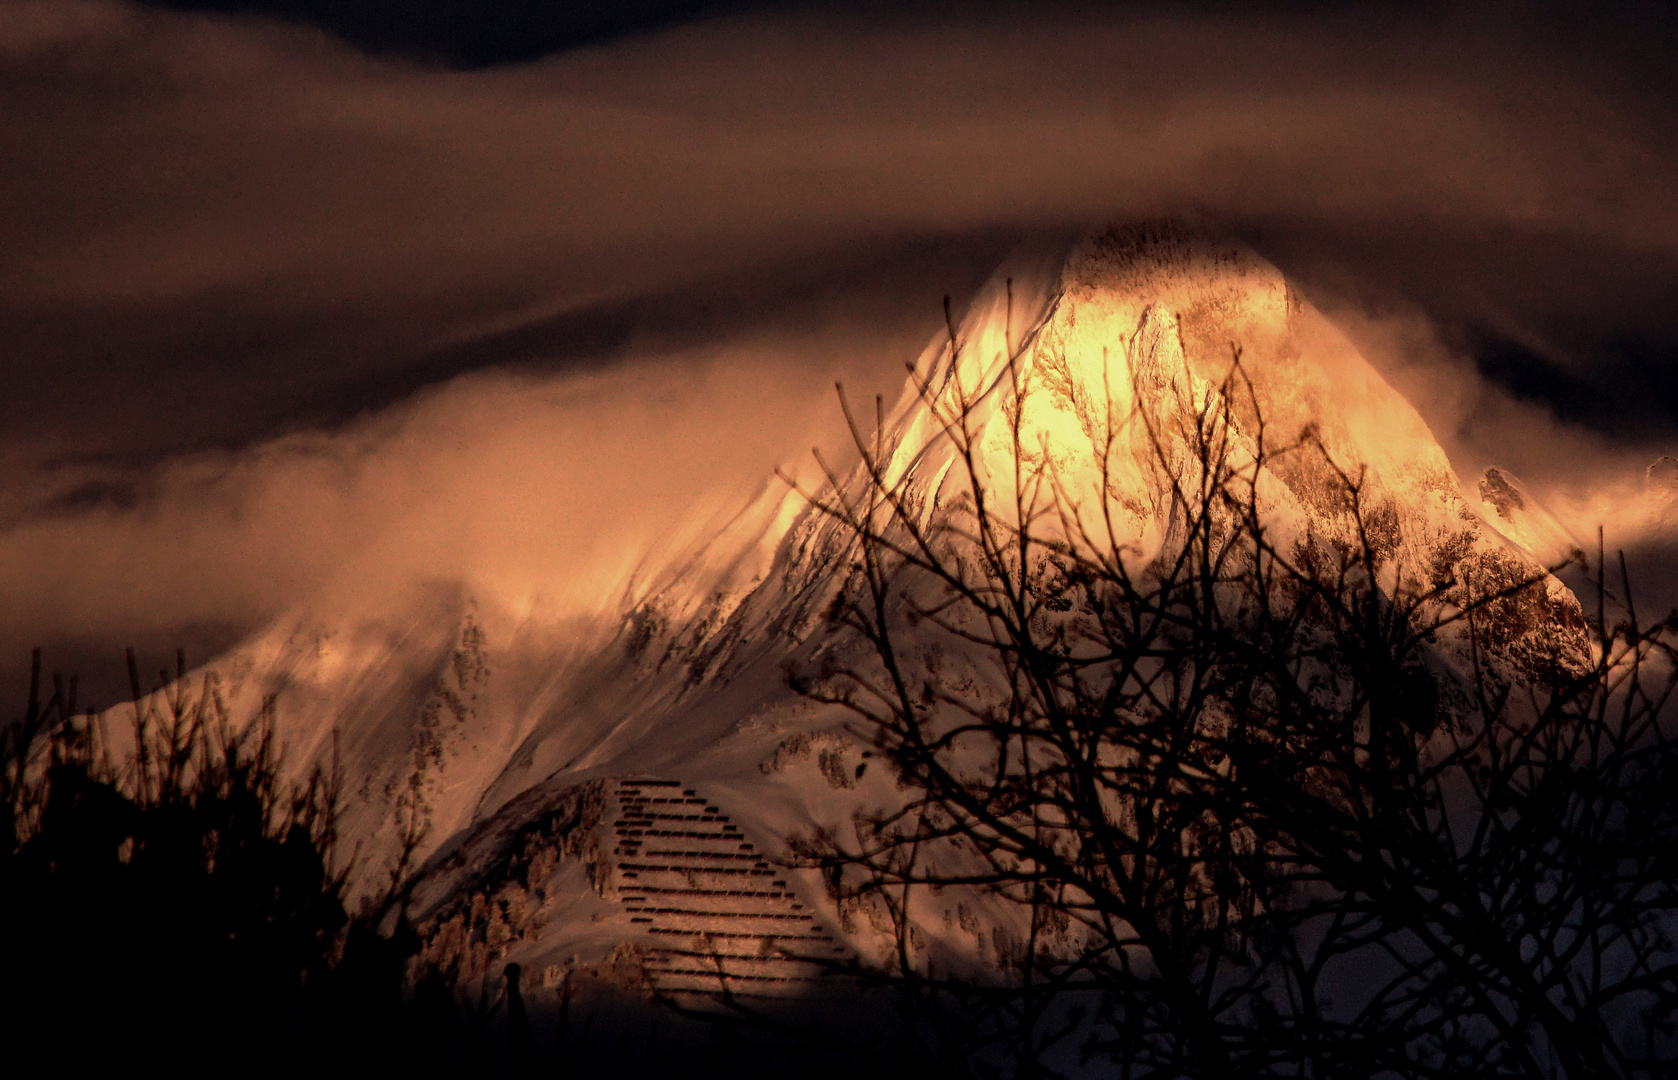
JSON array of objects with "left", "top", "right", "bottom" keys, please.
[
  {"left": 100, "top": 225, "right": 1592, "bottom": 982},
  {"left": 1035, "top": 231, "right": 1480, "bottom": 573},
  {"left": 862, "top": 225, "right": 1577, "bottom": 644}
]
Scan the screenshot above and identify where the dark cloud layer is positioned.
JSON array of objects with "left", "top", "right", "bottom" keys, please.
[
  {"left": 3, "top": 0, "right": 1677, "bottom": 701},
  {"left": 138, "top": 0, "right": 765, "bottom": 66}
]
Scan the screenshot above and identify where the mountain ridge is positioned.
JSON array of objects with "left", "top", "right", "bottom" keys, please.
[{"left": 97, "top": 224, "right": 1594, "bottom": 989}]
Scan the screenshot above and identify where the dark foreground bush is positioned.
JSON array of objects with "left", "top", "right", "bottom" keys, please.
[
  {"left": 0, "top": 651, "right": 902, "bottom": 1080},
  {"left": 0, "top": 650, "right": 434, "bottom": 1078}
]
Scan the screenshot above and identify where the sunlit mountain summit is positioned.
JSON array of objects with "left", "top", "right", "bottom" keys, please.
[{"left": 114, "top": 223, "right": 1591, "bottom": 1001}]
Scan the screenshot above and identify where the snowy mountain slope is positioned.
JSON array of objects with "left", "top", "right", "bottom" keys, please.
[
  {"left": 1466, "top": 454, "right": 1678, "bottom": 618},
  {"left": 101, "top": 224, "right": 1592, "bottom": 993},
  {"left": 1474, "top": 464, "right": 1584, "bottom": 568}
]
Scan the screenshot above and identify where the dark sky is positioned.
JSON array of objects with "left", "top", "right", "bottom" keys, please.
[
  {"left": 4, "top": 0, "right": 1678, "bottom": 701},
  {"left": 141, "top": 0, "right": 768, "bottom": 65}
]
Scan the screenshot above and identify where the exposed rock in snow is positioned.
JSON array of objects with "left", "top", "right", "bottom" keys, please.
[
  {"left": 1480, "top": 466, "right": 1526, "bottom": 520},
  {"left": 1648, "top": 456, "right": 1678, "bottom": 504}
]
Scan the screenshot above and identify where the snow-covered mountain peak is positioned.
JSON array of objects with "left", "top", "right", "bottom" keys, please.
[
  {"left": 870, "top": 225, "right": 1492, "bottom": 588},
  {"left": 93, "top": 225, "right": 1596, "bottom": 986}
]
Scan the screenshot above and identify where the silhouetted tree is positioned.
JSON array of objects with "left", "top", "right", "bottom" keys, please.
[{"left": 784, "top": 306, "right": 1678, "bottom": 1077}]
